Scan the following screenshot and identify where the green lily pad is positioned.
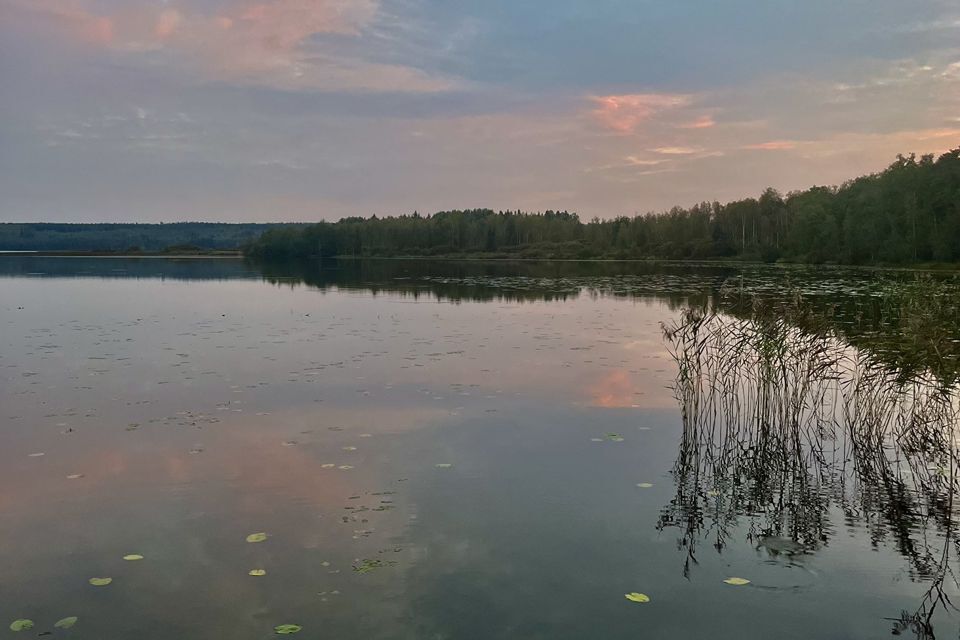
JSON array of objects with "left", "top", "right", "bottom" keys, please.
[
  {"left": 624, "top": 592, "right": 650, "bottom": 603},
  {"left": 123, "top": 554, "right": 144, "bottom": 561},
  {"left": 723, "top": 577, "right": 751, "bottom": 586},
  {"left": 9, "top": 620, "right": 34, "bottom": 632},
  {"left": 274, "top": 624, "right": 302, "bottom": 634},
  {"left": 249, "top": 569, "right": 267, "bottom": 576},
  {"left": 54, "top": 617, "right": 78, "bottom": 629},
  {"left": 88, "top": 577, "right": 112, "bottom": 586},
  {"left": 246, "top": 532, "right": 268, "bottom": 543}
]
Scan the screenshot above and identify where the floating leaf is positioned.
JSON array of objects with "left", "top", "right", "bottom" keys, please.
[
  {"left": 607, "top": 434, "right": 624, "bottom": 442},
  {"left": 636, "top": 483, "right": 653, "bottom": 488},
  {"left": 249, "top": 569, "right": 267, "bottom": 576},
  {"left": 54, "top": 617, "right": 78, "bottom": 629},
  {"left": 435, "top": 463, "right": 452, "bottom": 468},
  {"left": 321, "top": 463, "right": 335, "bottom": 469},
  {"left": 66, "top": 474, "right": 84, "bottom": 480},
  {"left": 338, "top": 465, "right": 354, "bottom": 470},
  {"left": 274, "top": 624, "right": 302, "bottom": 634},
  {"left": 723, "top": 577, "right": 751, "bottom": 586},
  {"left": 246, "top": 532, "right": 268, "bottom": 543},
  {"left": 9, "top": 620, "right": 34, "bottom": 632},
  {"left": 123, "top": 554, "right": 144, "bottom": 561},
  {"left": 88, "top": 577, "right": 112, "bottom": 586},
  {"left": 624, "top": 592, "right": 650, "bottom": 603}
]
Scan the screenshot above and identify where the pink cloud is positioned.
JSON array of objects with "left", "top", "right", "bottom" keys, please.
[
  {"left": 154, "top": 9, "right": 182, "bottom": 40},
  {"left": 678, "top": 115, "right": 716, "bottom": 129},
  {"left": 651, "top": 146, "right": 704, "bottom": 155},
  {"left": 591, "top": 93, "right": 692, "bottom": 133},
  {"left": 4, "top": 0, "right": 452, "bottom": 92},
  {"left": 744, "top": 140, "right": 798, "bottom": 150},
  {"left": 3, "top": 0, "right": 115, "bottom": 45}
]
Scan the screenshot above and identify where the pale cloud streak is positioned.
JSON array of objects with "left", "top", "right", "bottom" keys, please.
[{"left": 590, "top": 93, "right": 692, "bottom": 133}]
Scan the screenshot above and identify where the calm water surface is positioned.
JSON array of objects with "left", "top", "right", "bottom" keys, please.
[{"left": 1, "top": 257, "right": 958, "bottom": 639}]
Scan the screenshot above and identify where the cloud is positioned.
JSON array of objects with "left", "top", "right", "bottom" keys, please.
[
  {"left": 590, "top": 93, "right": 692, "bottom": 133},
  {"left": 744, "top": 140, "right": 798, "bottom": 150},
  {"left": 651, "top": 146, "right": 704, "bottom": 155},
  {"left": 678, "top": 115, "right": 716, "bottom": 129},
  {"left": 2, "top": 0, "right": 115, "bottom": 45},
  {"left": 2, "top": 0, "right": 454, "bottom": 93}
]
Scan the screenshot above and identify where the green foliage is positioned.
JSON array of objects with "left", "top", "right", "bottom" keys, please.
[
  {"left": 247, "top": 149, "right": 960, "bottom": 265},
  {"left": 0, "top": 222, "right": 305, "bottom": 252}
]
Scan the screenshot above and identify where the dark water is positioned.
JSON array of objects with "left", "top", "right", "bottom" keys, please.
[{"left": 1, "top": 257, "right": 959, "bottom": 639}]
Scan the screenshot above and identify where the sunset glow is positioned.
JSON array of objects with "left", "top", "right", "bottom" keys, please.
[{"left": 1, "top": 0, "right": 958, "bottom": 221}]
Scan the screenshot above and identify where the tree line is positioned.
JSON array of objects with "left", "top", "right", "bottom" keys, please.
[
  {"left": 0, "top": 222, "right": 305, "bottom": 252},
  {"left": 247, "top": 149, "right": 960, "bottom": 264}
]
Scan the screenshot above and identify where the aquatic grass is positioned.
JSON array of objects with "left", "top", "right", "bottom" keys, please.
[{"left": 661, "top": 285, "right": 960, "bottom": 631}]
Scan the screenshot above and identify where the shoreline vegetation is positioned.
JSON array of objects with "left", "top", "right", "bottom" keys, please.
[
  {"left": 247, "top": 150, "right": 960, "bottom": 266},
  {"left": 3, "top": 149, "right": 958, "bottom": 268},
  {"left": 7, "top": 253, "right": 960, "bottom": 272}
]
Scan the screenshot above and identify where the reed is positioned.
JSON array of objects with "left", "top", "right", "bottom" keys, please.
[{"left": 661, "top": 286, "right": 960, "bottom": 637}]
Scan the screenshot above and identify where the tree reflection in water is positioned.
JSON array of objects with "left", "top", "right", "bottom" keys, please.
[{"left": 660, "top": 291, "right": 960, "bottom": 639}]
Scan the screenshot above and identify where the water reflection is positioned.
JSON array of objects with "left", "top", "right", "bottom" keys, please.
[
  {"left": 3, "top": 256, "right": 960, "bottom": 639},
  {"left": 661, "top": 296, "right": 960, "bottom": 638}
]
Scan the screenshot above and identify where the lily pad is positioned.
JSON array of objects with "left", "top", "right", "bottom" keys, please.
[
  {"left": 723, "top": 577, "right": 751, "bottom": 586},
  {"left": 246, "top": 532, "right": 269, "bottom": 543},
  {"left": 89, "top": 577, "right": 112, "bottom": 586},
  {"left": 54, "top": 617, "right": 78, "bottom": 629},
  {"left": 249, "top": 569, "right": 267, "bottom": 576},
  {"left": 274, "top": 624, "right": 302, "bottom": 634},
  {"left": 9, "top": 620, "right": 34, "bottom": 632},
  {"left": 123, "top": 554, "right": 144, "bottom": 561},
  {"left": 624, "top": 592, "right": 650, "bottom": 603},
  {"left": 636, "top": 483, "right": 653, "bottom": 488}
]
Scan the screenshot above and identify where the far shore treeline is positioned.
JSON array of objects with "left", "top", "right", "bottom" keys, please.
[
  {"left": 0, "top": 222, "right": 307, "bottom": 253},
  {"left": 4, "top": 149, "right": 959, "bottom": 265},
  {"left": 248, "top": 149, "right": 960, "bottom": 265}
]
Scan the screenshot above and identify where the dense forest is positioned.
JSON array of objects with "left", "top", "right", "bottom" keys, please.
[
  {"left": 0, "top": 222, "right": 303, "bottom": 252},
  {"left": 247, "top": 149, "right": 960, "bottom": 264}
]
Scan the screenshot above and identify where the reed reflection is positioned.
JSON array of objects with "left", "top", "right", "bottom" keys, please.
[{"left": 661, "top": 291, "right": 960, "bottom": 639}]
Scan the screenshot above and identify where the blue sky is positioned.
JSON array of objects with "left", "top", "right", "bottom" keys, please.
[{"left": 1, "top": 0, "right": 958, "bottom": 221}]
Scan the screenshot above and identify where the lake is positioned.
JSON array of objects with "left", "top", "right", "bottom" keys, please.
[{"left": 2, "top": 256, "right": 959, "bottom": 639}]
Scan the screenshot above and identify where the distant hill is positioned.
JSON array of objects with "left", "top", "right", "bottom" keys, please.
[{"left": 0, "top": 222, "right": 306, "bottom": 252}]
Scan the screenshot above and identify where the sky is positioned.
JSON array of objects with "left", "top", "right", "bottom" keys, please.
[{"left": 0, "top": 0, "right": 958, "bottom": 222}]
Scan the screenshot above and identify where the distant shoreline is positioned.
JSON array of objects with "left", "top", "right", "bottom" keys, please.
[
  {"left": 5, "top": 251, "right": 959, "bottom": 273},
  {"left": 0, "top": 250, "right": 244, "bottom": 258}
]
